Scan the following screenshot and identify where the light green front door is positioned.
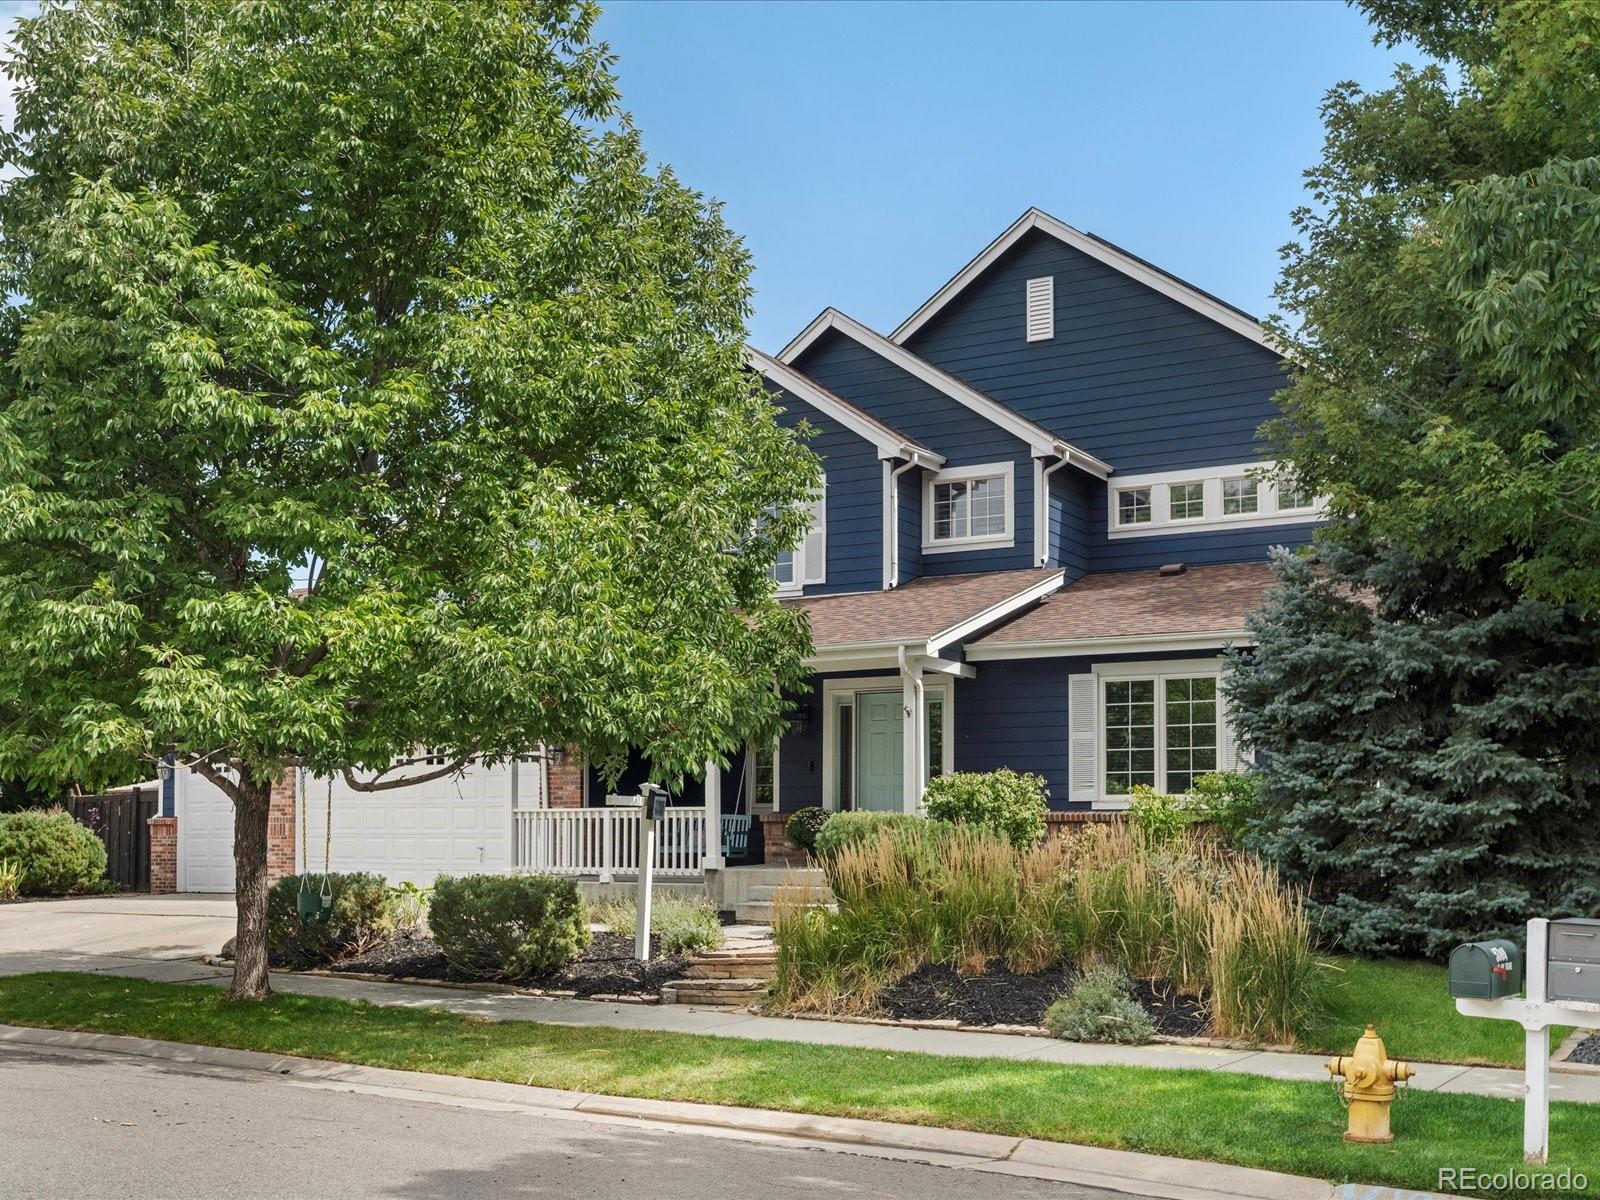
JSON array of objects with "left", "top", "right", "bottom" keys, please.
[{"left": 856, "top": 691, "right": 904, "bottom": 812}]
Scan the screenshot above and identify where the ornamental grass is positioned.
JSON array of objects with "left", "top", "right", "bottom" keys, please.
[{"left": 771, "top": 819, "right": 1329, "bottom": 1043}]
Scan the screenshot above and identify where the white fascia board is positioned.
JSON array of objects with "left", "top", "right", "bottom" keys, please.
[
  {"left": 964, "top": 631, "right": 1251, "bottom": 662},
  {"left": 745, "top": 345, "right": 943, "bottom": 467},
  {"left": 926, "top": 570, "right": 1066, "bottom": 656},
  {"left": 889, "top": 208, "right": 1281, "bottom": 354},
  {"left": 776, "top": 310, "right": 1109, "bottom": 475}
]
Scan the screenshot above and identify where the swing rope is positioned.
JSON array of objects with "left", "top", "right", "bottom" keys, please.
[
  {"left": 321, "top": 776, "right": 333, "bottom": 902},
  {"left": 298, "top": 768, "right": 311, "bottom": 897}
]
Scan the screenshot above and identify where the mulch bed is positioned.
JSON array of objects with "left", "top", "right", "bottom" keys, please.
[
  {"left": 321, "top": 931, "right": 692, "bottom": 998},
  {"left": 875, "top": 958, "right": 1209, "bottom": 1038},
  {"left": 1569, "top": 1033, "right": 1600, "bottom": 1066}
]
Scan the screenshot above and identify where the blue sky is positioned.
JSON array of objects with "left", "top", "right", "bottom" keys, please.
[{"left": 596, "top": 1, "right": 1422, "bottom": 350}]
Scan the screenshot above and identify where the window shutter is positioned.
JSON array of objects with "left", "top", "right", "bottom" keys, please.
[
  {"left": 1068, "top": 673, "right": 1098, "bottom": 803},
  {"left": 1218, "top": 691, "right": 1242, "bottom": 773},
  {"left": 801, "top": 487, "right": 827, "bottom": 585},
  {"left": 1025, "top": 276, "right": 1054, "bottom": 342}
]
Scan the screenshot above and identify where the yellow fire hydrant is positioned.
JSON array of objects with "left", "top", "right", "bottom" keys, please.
[{"left": 1326, "top": 1024, "right": 1416, "bottom": 1143}]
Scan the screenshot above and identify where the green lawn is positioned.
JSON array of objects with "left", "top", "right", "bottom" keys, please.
[
  {"left": 1, "top": 972, "right": 1595, "bottom": 1198},
  {"left": 1305, "top": 957, "right": 1573, "bottom": 1067}
]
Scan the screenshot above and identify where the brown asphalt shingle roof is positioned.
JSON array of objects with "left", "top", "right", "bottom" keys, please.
[
  {"left": 969, "top": 561, "right": 1277, "bottom": 646},
  {"left": 787, "top": 567, "right": 1064, "bottom": 650}
]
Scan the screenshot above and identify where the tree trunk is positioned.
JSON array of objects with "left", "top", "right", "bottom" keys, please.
[{"left": 230, "top": 775, "right": 275, "bottom": 999}]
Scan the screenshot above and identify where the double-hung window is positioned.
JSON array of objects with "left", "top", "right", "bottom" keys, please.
[
  {"left": 1278, "top": 476, "right": 1313, "bottom": 511},
  {"left": 768, "top": 484, "right": 826, "bottom": 594},
  {"left": 1101, "top": 671, "right": 1219, "bottom": 798},
  {"left": 924, "top": 462, "right": 1014, "bottom": 551}
]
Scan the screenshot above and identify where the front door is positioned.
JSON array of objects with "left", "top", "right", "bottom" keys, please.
[{"left": 855, "top": 691, "right": 904, "bottom": 812}]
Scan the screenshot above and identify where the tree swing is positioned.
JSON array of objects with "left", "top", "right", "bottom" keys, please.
[{"left": 297, "top": 771, "right": 334, "bottom": 925}]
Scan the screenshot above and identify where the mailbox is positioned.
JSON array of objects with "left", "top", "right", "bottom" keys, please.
[
  {"left": 640, "top": 782, "right": 670, "bottom": 822},
  {"left": 1449, "top": 938, "right": 1524, "bottom": 1000},
  {"left": 1548, "top": 918, "right": 1600, "bottom": 1005}
]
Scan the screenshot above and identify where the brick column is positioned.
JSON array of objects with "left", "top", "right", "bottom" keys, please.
[
  {"left": 147, "top": 817, "right": 177, "bottom": 893},
  {"left": 759, "top": 812, "right": 805, "bottom": 866},
  {"left": 546, "top": 747, "right": 584, "bottom": 809},
  {"left": 266, "top": 771, "right": 298, "bottom": 882}
]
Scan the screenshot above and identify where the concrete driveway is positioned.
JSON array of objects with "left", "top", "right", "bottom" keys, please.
[{"left": 0, "top": 894, "right": 234, "bottom": 968}]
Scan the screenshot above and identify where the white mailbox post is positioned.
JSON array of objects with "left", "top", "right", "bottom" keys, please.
[
  {"left": 1455, "top": 918, "right": 1600, "bottom": 1163},
  {"left": 606, "top": 783, "right": 670, "bottom": 962}
]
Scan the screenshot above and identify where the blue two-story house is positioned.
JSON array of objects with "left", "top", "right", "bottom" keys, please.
[
  {"left": 576, "top": 208, "right": 1317, "bottom": 850},
  {"left": 735, "top": 208, "right": 1317, "bottom": 821}
]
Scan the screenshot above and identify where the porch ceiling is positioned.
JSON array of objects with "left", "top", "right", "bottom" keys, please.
[
  {"left": 786, "top": 567, "right": 1065, "bottom": 653},
  {"left": 965, "top": 561, "right": 1276, "bottom": 649}
]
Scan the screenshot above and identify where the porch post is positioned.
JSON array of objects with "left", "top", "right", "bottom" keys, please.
[
  {"left": 702, "top": 758, "right": 725, "bottom": 870},
  {"left": 900, "top": 656, "right": 924, "bottom": 814}
]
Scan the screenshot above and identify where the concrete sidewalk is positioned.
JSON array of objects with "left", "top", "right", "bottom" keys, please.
[{"left": 4, "top": 948, "right": 1597, "bottom": 1106}]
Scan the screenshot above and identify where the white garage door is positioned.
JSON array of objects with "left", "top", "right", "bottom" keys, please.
[
  {"left": 301, "top": 762, "right": 525, "bottom": 887},
  {"left": 176, "top": 771, "right": 238, "bottom": 893},
  {"left": 176, "top": 759, "right": 542, "bottom": 892}
]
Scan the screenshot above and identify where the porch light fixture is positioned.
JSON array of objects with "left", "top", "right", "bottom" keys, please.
[{"left": 787, "top": 708, "right": 811, "bottom": 738}]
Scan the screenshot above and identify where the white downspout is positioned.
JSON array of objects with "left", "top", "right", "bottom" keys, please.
[
  {"left": 1034, "top": 453, "right": 1072, "bottom": 566},
  {"left": 886, "top": 456, "right": 919, "bottom": 589}
]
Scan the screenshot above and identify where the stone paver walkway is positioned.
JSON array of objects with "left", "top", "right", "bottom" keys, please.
[{"left": 4, "top": 948, "right": 1597, "bottom": 1106}]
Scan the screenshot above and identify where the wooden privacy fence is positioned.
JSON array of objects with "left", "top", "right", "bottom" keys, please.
[{"left": 65, "top": 787, "right": 158, "bottom": 892}]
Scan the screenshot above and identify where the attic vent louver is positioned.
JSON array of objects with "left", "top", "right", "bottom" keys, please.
[{"left": 1025, "top": 276, "right": 1054, "bottom": 342}]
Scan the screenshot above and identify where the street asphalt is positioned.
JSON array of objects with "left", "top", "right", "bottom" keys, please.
[{"left": 0, "top": 1041, "right": 1147, "bottom": 1200}]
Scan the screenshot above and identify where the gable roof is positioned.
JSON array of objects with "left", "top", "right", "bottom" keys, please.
[
  {"left": 775, "top": 308, "right": 1111, "bottom": 479},
  {"left": 889, "top": 207, "right": 1280, "bottom": 353},
  {"left": 787, "top": 566, "right": 1065, "bottom": 658},
  {"left": 745, "top": 346, "right": 944, "bottom": 467}
]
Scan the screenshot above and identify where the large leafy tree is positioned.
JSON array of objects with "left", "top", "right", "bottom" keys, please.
[
  {"left": 0, "top": 1, "right": 815, "bottom": 997},
  {"left": 1267, "top": 0, "right": 1600, "bottom": 613}
]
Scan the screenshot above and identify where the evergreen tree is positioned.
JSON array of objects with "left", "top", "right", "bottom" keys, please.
[{"left": 1226, "top": 547, "right": 1600, "bottom": 957}]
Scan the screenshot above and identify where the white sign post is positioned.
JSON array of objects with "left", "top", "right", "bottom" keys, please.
[
  {"left": 1455, "top": 918, "right": 1600, "bottom": 1163},
  {"left": 607, "top": 783, "right": 668, "bottom": 963}
]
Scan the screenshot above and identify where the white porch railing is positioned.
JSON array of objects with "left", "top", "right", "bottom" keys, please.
[{"left": 514, "top": 807, "right": 708, "bottom": 878}]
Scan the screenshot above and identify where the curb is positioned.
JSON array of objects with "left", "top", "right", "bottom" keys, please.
[{"left": 0, "top": 1021, "right": 1358, "bottom": 1200}]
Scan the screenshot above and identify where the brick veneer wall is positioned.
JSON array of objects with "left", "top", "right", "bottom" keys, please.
[
  {"left": 266, "top": 772, "right": 297, "bottom": 882},
  {"left": 147, "top": 817, "right": 176, "bottom": 893},
  {"left": 759, "top": 811, "right": 806, "bottom": 866},
  {"left": 546, "top": 748, "right": 584, "bottom": 809}
]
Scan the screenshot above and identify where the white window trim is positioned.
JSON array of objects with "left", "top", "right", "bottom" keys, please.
[
  {"left": 922, "top": 460, "right": 1016, "bottom": 554},
  {"left": 773, "top": 483, "right": 826, "bottom": 596},
  {"left": 820, "top": 675, "right": 954, "bottom": 812},
  {"left": 1090, "top": 658, "right": 1222, "bottom": 810},
  {"left": 1106, "top": 461, "right": 1326, "bottom": 538},
  {"left": 744, "top": 737, "right": 779, "bottom": 812}
]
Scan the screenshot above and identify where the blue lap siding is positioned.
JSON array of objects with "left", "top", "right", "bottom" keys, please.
[
  {"left": 765, "top": 379, "right": 882, "bottom": 595},
  {"left": 793, "top": 329, "right": 1035, "bottom": 577}
]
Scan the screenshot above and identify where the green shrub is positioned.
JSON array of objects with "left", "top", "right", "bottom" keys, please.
[
  {"left": 1188, "top": 772, "right": 1260, "bottom": 841},
  {"left": 0, "top": 858, "right": 18, "bottom": 900},
  {"left": 429, "top": 873, "right": 590, "bottom": 980},
  {"left": 594, "top": 893, "right": 722, "bottom": 956},
  {"left": 267, "top": 872, "right": 397, "bottom": 967},
  {"left": 0, "top": 808, "right": 107, "bottom": 895},
  {"left": 922, "top": 769, "right": 1047, "bottom": 846},
  {"left": 784, "top": 807, "right": 831, "bottom": 854},
  {"left": 811, "top": 810, "right": 926, "bottom": 862},
  {"left": 1126, "top": 785, "right": 1195, "bottom": 845},
  {"left": 1043, "top": 965, "right": 1156, "bottom": 1044}
]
